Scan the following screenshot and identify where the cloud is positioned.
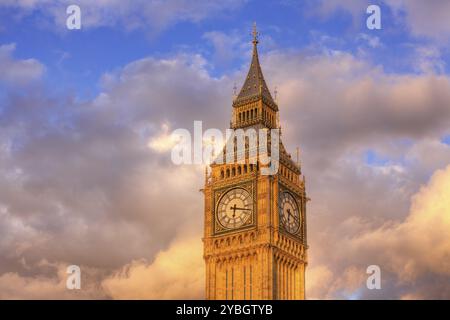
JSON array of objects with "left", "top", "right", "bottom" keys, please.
[
  {"left": 147, "top": 123, "right": 178, "bottom": 153},
  {"left": 0, "top": 260, "right": 106, "bottom": 299},
  {"left": 0, "top": 271, "right": 71, "bottom": 300},
  {"left": 356, "top": 33, "right": 382, "bottom": 48},
  {"left": 263, "top": 50, "right": 450, "bottom": 169},
  {"left": 0, "top": 43, "right": 45, "bottom": 85},
  {"left": 357, "top": 164, "right": 450, "bottom": 280},
  {"left": 0, "top": 49, "right": 231, "bottom": 283},
  {"left": 0, "top": 0, "right": 246, "bottom": 34},
  {"left": 102, "top": 233, "right": 204, "bottom": 299},
  {"left": 1, "top": 36, "right": 450, "bottom": 299},
  {"left": 412, "top": 46, "right": 446, "bottom": 74},
  {"left": 313, "top": 0, "right": 450, "bottom": 43},
  {"left": 307, "top": 164, "right": 450, "bottom": 299},
  {"left": 305, "top": 265, "right": 333, "bottom": 299},
  {"left": 312, "top": 0, "right": 368, "bottom": 22},
  {"left": 384, "top": 0, "right": 450, "bottom": 41}
]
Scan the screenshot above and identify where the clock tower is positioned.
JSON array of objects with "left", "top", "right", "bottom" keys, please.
[{"left": 203, "top": 24, "right": 308, "bottom": 300}]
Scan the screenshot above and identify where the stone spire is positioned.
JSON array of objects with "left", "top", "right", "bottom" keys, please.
[{"left": 233, "top": 23, "right": 278, "bottom": 111}]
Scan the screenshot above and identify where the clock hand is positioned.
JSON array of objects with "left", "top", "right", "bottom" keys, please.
[
  {"left": 232, "top": 207, "right": 251, "bottom": 211},
  {"left": 288, "top": 210, "right": 300, "bottom": 225},
  {"left": 229, "top": 204, "right": 237, "bottom": 218},
  {"left": 229, "top": 204, "right": 251, "bottom": 220},
  {"left": 229, "top": 204, "right": 251, "bottom": 211},
  {"left": 287, "top": 209, "right": 292, "bottom": 223}
]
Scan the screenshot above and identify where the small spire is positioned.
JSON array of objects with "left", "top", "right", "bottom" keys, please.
[
  {"left": 233, "top": 83, "right": 237, "bottom": 96},
  {"left": 296, "top": 147, "right": 300, "bottom": 168},
  {"left": 233, "top": 23, "right": 278, "bottom": 111},
  {"left": 252, "top": 22, "right": 259, "bottom": 45},
  {"left": 274, "top": 86, "right": 278, "bottom": 101}
]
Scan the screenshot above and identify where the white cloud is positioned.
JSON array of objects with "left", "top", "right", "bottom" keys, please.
[
  {"left": 147, "top": 123, "right": 177, "bottom": 153},
  {"left": 0, "top": 0, "right": 247, "bottom": 33},
  {"left": 357, "top": 33, "right": 382, "bottom": 48},
  {"left": 0, "top": 43, "right": 45, "bottom": 85},
  {"left": 413, "top": 46, "right": 446, "bottom": 74}
]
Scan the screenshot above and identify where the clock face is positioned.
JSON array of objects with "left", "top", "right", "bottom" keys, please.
[
  {"left": 279, "top": 192, "right": 300, "bottom": 234},
  {"left": 216, "top": 188, "right": 253, "bottom": 229}
]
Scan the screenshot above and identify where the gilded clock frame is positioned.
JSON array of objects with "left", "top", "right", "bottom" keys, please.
[
  {"left": 278, "top": 184, "right": 305, "bottom": 241},
  {"left": 212, "top": 180, "right": 256, "bottom": 235}
]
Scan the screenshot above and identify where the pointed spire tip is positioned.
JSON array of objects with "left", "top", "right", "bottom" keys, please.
[{"left": 252, "top": 22, "right": 259, "bottom": 45}]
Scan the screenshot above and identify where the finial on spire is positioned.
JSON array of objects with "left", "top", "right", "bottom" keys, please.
[
  {"left": 252, "top": 22, "right": 259, "bottom": 45},
  {"left": 274, "top": 86, "right": 278, "bottom": 101},
  {"left": 233, "top": 82, "right": 237, "bottom": 96}
]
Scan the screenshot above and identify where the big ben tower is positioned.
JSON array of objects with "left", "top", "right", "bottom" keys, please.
[{"left": 203, "top": 24, "right": 308, "bottom": 300}]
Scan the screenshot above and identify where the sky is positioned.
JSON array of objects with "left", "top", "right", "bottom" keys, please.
[{"left": 0, "top": 0, "right": 449, "bottom": 299}]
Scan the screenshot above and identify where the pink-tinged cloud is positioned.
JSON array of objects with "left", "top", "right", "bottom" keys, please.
[
  {"left": 313, "top": 0, "right": 450, "bottom": 42},
  {"left": 307, "top": 164, "right": 450, "bottom": 299}
]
